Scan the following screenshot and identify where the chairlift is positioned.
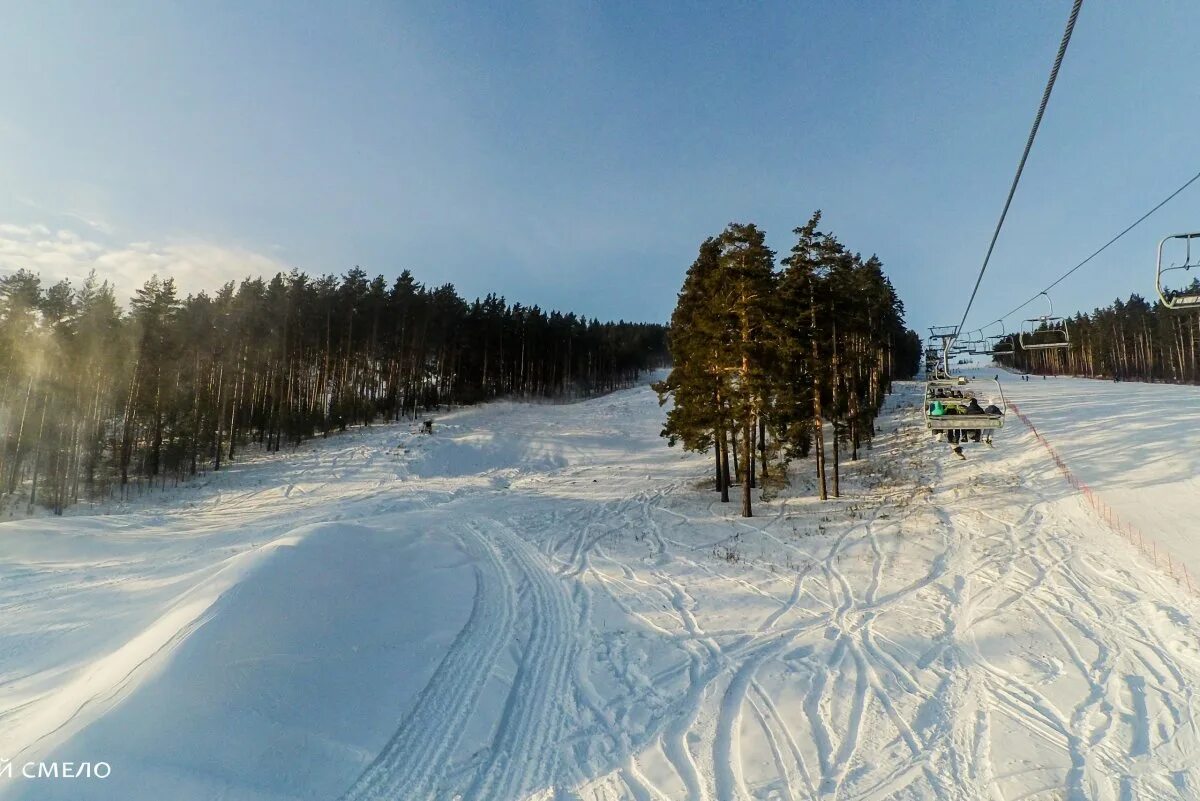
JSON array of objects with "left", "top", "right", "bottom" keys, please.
[
  {"left": 988, "top": 322, "right": 1015, "bottom": 356},
  {"left": 929, "top": 325, "right": 958, "bottom": 337},
  {"left": 924, "top": 376, "right": 1007, "bottom": 435},
  {"left": 929, "top": 329, "right": 958, "bottom": 355},
  {"left": 925, "top": 345, "right": 953, "bottom": 380},
  {"left": 924, "top": 343, "right": 942, "bottom": 375},
  {"left": 1019, "top": 293, "right": 1069, "bottom": 351},
  {"left": 1156, "top": 232, "right": 1200, "bottom": 310},
  {"left": 964, "top": 338, "right": 989, "bottom": 356},
  {"left": 922, "top": 328, "right": 959, "bottom": 375}
]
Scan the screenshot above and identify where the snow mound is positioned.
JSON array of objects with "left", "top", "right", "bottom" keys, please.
[
  {"left": 3, "top": 520, "right": 476, "bottom": 801},
  {"left": 409, "top": 430, "right": 568, "bottom": 478},
  {"left": 8, "top": 375, "right": 1200, "bottom": 800}
]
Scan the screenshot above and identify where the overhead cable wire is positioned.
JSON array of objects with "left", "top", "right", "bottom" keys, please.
[
  {"left": 978, "top": 169, "right": 1200, "bottom": 330},
  {"left": 953, "top": 0, "right": 1084, "bottom": 339}
]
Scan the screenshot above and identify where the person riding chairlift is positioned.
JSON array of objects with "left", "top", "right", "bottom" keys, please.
[
  {"left": 929, "top": 399, "right": 947, "bottom": 441},
  {"left": 941, "top": 404, "right": 964, "bottom": 457},
  {"left": 938, "top": 403, "right": 962, "bottom": 446},
  {"left": 963, "top": 397, "right": 985, "bottom": 443}
]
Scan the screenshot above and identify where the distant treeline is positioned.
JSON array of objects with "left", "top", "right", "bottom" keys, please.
[
  {"left": 999, "top": 293, "right": 1200, "bottom": 382},
  {"left": 0, "top": 267, "right": 668, "bottom": 513},
  {"left": 655, "top": 213, "right": 921, "bottom": 517}
]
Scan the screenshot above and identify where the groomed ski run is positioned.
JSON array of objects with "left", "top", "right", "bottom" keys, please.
[{"left": 2, "top": 376, "right": 1199, "bottom": 801}]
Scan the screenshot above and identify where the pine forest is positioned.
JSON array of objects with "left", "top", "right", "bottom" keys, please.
[
  {"left": 997, "top": 291, "right": 1200, "bottom": 382},
  {"left": 654, "top": 213, "right": 922, "bottom": 518},
  {"left": 0, "top": 267, "right": 668, "bottom": 514}
]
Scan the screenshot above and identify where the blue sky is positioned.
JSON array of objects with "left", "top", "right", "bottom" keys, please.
[{"left": 0, "top": 1, "right": 1197, "bottom": 333}]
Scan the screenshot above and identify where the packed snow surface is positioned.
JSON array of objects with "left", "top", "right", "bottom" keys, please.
[
  {"left": 1003, "top": 371, "right": 1200, "bottom": 589},
  {"left": 1, "top": 376, "right": 1199, "bottom": 800}
]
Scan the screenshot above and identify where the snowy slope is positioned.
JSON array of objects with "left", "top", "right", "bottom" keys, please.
[
  {"left": 1, "top": 378, "right": 1199, "bottom": 800},
  {"left": 1000, "top": 370, "right": 1200, "bottom": 591}
]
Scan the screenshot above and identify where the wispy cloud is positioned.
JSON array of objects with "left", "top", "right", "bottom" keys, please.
[
  {"left": 0, "top": 223, "right": 291, "bottom": 303},
  {"left": 15, "top": 196, "right": 116, "bottom": 237}
]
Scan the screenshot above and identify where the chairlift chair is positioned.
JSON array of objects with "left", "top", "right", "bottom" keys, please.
[
  {"left": 924, "top": 377, "right": 1007, "bottom": 433},
  {"left": 989, "top": 322, "right": 1016, "bottom": 356},
  {"left": 933, "top": 332, "right": 959, "bottom": 360},
  {"left": 1019, "top": 293, "right": 1070, "bottom": 351},
  {"left": 926, "top": 351, "right": 953, "bottom": 380},
  {"left": 1156, "top": 232, "right": 1200, "bottom": 310}
]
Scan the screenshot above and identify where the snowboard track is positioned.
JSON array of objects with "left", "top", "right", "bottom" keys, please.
[
  {"left": 8, "top": 379, "right": 1197, "bottom": 801},
  {"left": 338, "top": 382, "right": 1200, "bottom": 801}
]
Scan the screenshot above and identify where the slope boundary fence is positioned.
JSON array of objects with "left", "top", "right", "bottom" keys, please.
[{"left": 1008, "top": 400, "right": 1196, "bottom": 597}]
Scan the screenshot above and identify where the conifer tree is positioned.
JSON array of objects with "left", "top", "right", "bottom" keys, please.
[
  {"left": 661, "top": 210, "right": 916, "bottom": 514},
  {"left": 655, "top": 238, "right": 730, "bottom": 500},
  {"left": 780, "top": 212, "right": 835, "bottom": 499},
  {"left": 0, "top": 266, "right": 668, "bottom": 514},
  {"left": 715, "top": 223, "right": 777, "bottom": 517}
]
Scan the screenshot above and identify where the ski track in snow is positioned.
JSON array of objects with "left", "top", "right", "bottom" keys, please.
[
  {"left": 339, "top": 523, "right": 517, "bottom": 801},
  {"left": 3, "top": 376, "right": 1200, "bottom": 800}
]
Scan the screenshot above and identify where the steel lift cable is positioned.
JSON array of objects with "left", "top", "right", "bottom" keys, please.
[
  {"left": 979, "top": 169, "right": 1200, "bottom": 329},
  {"left": 954, "top": 0, "right": 1083, "bottom": 340}
]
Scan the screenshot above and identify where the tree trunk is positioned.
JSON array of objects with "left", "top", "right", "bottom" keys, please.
[
  {"left": 748, "top": 414, "right": 757, "bottom": 489},
  {"left": 741, "top": 414, "right": 753, "bottom": 517},
  {"left": 831, "top": 422, "right": 841, "bottom": 498},
  {"left": 758, "top": 414, "right": 768, "bottom": 479},
  {"left": 27, "top": 391, "right": 51, "bottom": 512},
  {"left": 830, "top": 320, "right": 841, "bottom": 497},
  {"left": 714, "top": 430, "right": 724, "bottom": 493},
  {"left": 7, "top": 370, "right": 37, "bottom": 493},
  {"left": 720, "top": 425, "right": 731, "bottom": 503},
  {"left": 730, "top": 423, "right": 740, "bottom": 484}
]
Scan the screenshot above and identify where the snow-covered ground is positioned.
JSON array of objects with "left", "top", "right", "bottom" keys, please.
[
  {"left": 2, "top": 376, "right": 1199, "bottom": 800},
  {"left": 1001, "top": 370, "right": 1200, "bottom": 593}
]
